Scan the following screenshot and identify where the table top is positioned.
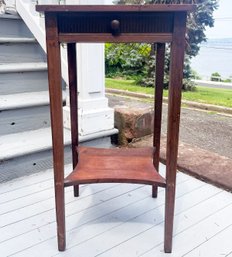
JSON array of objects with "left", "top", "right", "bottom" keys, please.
[{"left": 36, "top": 4, "right": 196, "bottom": 13}]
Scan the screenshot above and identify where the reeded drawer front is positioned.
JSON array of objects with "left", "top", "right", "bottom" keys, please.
[{"left": 57, "top": 12, "right": 174, "bottom": 35}]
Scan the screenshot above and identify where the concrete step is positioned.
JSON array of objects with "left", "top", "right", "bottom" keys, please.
[
  {"left": 0, "top": 13, "right": 33, "bottom": 38},
  {"left": 0, "top": 40, "right": 46, "bottom": 64}
]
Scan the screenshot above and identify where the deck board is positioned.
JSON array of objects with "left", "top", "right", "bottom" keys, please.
[
  {"left": 0, "top": 163, "right": 231, "bottom": 257},
  {"left": 93, "top": 186, "right": 227, "bottom": 257},
  {"left": 183, "top": 224, "right": 232, "bottom": 257},
  {"left": 226, "top": 250, "right": 232, "bottom": 257}
]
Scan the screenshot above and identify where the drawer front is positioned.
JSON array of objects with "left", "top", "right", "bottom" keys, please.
[{"left": 57, "top": 12, "right": 174, "bottom": 35}]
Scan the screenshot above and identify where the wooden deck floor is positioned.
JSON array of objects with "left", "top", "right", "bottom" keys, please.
[{"left": 0, "top": 163, "right": 232, "bottom": 257}]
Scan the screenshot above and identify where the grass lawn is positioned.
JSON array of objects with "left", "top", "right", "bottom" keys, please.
[{"left": 105, "top": 78, "right": 232, "bottom": 108}]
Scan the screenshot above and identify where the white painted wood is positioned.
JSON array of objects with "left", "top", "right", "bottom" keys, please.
[
  {"left": 142, "top": 203, "right": 232, "bottom": 257},
  {"left": 0, "top": 177, "right": 54, "bottom": 205},
  {"left": 0, "top": 126, "right": 117, "bottom": 163},
  {"left": 0, "top": 149, "right": 57, "bottom": 183},
  {"left": 1, "top": 184, "right": 144, "bottom": 255},
  {"left": 0, "top": 62, "right": 47, "bottom": 73},
  {"left": 0, "top": 105, "right": 50, "bottom": 135},
  {"left": 15, "top": 1, "right": 46, "bottom": 51},
  {"left": 0, "top": 13, "right": 57, "bottom": 170},
  {"left": 0, "top": 171, "right": 53, "bottom": 195},
  {"left": 5, "top": 0, "right": 16, "bottom": 6},
  {"left": 0, "top": 13, "right": 19, "bottom": 19},
  {"left": 182, "top": 225, "right": 232, "bottom": 257},
  {"left": 63, "top": 105, "right": 115, "bottom": 136},
  {"left": 0, "top": 41, "right": 46, "bottom": 63},
  {"left": 0, "top": 70, "right": 48, "bottom": 94},
  {"left": 0, "top": 15, "right": 33, "bottom": 37},
  {"left": 1, "top": 2, "right": 6, "bottom": 14},
  {"left": 227, "top": 251, "right": 232, "bottom": 257},
  {"left": 0, "top": 90, "right": 65, "bottom": 111},
  {"left": 96, "top": 188, "right": 231, "bottom": 257},
  {"left": 77, "top": 44, "right": 104, "bottom": 96},
  {"left": 0, "top": 127, "right": 71, "bottom": 160},
  {"left": 0, "top": 91, "right": 50, "bottom": 110},
  {"left": 0, "top": 184, "right": 144, "bottom": 250},
  {"left": 75, "top": 128, "right": 118, "bottom": 145},
  {"left": 0, "top": 37, "right": 36, "bottom": 43}
]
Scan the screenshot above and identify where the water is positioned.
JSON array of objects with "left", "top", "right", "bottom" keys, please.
[{"left": 190, "top": 38, "right": 232, "bottom": 80}]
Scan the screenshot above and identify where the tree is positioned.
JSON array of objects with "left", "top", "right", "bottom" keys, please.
[{"left": 108, "top": 0, "right": 218, "bottom": 90}]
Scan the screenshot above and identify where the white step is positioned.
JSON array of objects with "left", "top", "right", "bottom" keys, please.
[
  {"left": 0, "top": 62, "right": 47, "bottom": 73},
  {"left": 0, "top": 126, "right": 116, "bottom": 163},
  {"left": 0, "top": 68, "right": 48, "bottom": 95},
  {"left": 0, "top": 128, "right": 71, "bottom": 161},
  {"left": 0, "top": 91, "right": 66, "bottom": 135},
  {"left": 0, "top": 146, "right": 72, "bottom": 183},
  {"left": 0, "top": 37, "right": 36, "bottom": 43},
  {"left": 0, "top": 91, "right": 50, "bottom": 110},
  {"left": 0, "top": 105, "right": 50, "bottom": 136},
  {"left": 0, "top": 14, "right": 33, "bottom": 38},
  {"left": 0, "top": 13, "right": 21, "bottom": 19},
  {"left": 0, "top": 90, "right": 66, "bottom": 110},
  {"left": 0, "top": 41, "right": 46, "bottom": 63}
]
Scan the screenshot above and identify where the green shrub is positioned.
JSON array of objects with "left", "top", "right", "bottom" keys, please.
[{"left": 210, "top": 72, "right": 221, "bottom": 82}]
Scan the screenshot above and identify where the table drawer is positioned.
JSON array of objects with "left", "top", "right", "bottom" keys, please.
[{"left": 57, "top": 12, "right": 174, "bottom": 35}]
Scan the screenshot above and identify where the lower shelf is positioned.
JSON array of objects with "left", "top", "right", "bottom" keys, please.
[{"left": 64, "top": 146, "right": 166, "bottom": 187}]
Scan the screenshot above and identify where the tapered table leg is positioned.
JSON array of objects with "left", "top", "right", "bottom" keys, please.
[
  {"left": 152, "top": 43, "right": 165, "bottom": 198},
  {"left": 45, "top": 13, "right": 66, "bottom": 251},
  {"left": 164, "top": 12, "right": 187, "bottom": 253},
  {"left": 67, "top": 43, "right": 79, "bottom": 197}
]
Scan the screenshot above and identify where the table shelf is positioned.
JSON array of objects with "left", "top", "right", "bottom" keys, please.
[{"left": 64, "top": 146, "right": 166, "bottom": 187}]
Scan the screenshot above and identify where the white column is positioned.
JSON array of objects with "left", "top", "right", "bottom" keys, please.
[{"left": 63, "top": 0, "right": 116, "bottom": 138}]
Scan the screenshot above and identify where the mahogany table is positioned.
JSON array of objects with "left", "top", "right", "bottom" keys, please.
[{"left": 36, "top": 4, "right": 195, "bottom": 253}]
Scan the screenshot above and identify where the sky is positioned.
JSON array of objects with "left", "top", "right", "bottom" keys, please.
[{"left": 205, "top": 0, "right": 232, "bottom": 39}]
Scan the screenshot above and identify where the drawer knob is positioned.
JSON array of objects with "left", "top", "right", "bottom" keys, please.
[{"left": 111, "top": 19, "right": 120, "bottom": 36}]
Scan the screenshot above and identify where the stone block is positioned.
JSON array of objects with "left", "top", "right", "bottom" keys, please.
[{"left": 114, "top": 106, "right": 154, "bottom": 145}]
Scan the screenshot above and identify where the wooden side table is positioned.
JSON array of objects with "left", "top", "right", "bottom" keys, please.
[{"left": 36, "top": 4, "right": 195, "bottom": 253}]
